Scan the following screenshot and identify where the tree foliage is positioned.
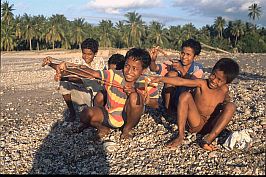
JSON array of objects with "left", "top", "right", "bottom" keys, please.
[{"left": 1, "top": 1, "right": 265, "bottom": 53}]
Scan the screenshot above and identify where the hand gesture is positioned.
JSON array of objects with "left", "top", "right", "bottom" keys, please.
[
  {"left": 170, "top": 59, "right": 182, "bottom": 71},
  {"left": 149, "top": 46, "right": 160, "bottom": 62},
  {"left": 54, "top": 62, "right": 67, "bottom": 81},
  {"left": 42, "top": 56, "right": 53, "bottom": 67}
]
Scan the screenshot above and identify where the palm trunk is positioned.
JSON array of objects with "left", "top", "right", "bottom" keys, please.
[{"left": 29, "top": 39, "right": 32, "bottom": 51}]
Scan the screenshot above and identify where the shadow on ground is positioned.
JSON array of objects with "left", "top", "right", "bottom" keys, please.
[{"left": 29, "top": 106, "right": 110, "bottom": 175}]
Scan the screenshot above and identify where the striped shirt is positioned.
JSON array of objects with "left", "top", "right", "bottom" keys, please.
[{"left": 98, "top": 69, "right": 159, "bottom": 128}]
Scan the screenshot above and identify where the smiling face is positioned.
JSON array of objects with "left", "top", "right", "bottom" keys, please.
[
  {"left": 123, "top": 57, "right": 144, "bottom": 83},
  {"left": 208, "top": 69, "right": 227, "bottom": 89},
  {"left": 82, "top": 48, "right": 96, "bottom": 65},
  {"left": 180, "top": 47, "right": 197, "bottom": 66}
]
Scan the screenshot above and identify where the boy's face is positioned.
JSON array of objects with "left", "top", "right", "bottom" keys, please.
[
  {"left": 82, "top": 48, "right": 96, "bottom": 64},
  {"left": 123, "top": 57, "right": 144, "bottom": 82},
  {"left": 180, "top": 47, "right": 197, "bottom": 66},
  {"left": 208, "top": 69, "right": 227, "bottom": 89}
]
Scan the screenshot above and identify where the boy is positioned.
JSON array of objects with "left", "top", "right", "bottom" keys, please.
[
  {"left": 149, "top": 39, "right": 204, "bottom": 115},
  {"left": 55, "top": 48, "right": 159, "bottom": 139},
  {"left": 149, "top": 58, "right": 239, "bottom": 151},
  {"left": 107, "top": 53, "right": 125, "bottom": 70},
  {"left": 42, "top": 38, "right": 103, "bottom": 122}
]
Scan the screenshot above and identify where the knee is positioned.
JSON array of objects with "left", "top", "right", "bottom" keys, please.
[
  {"left": 129, "top": 92, "right": 144, "bottom": 107},
  {"left": 224, "top": 102, "right": 236, "bottom": 113},
  {"left": 94, "top": 92, "right": 104, "bottom": 106},
  {"left": 179, "top": 92, "right": 192, "bottom": 103},
  {"left": 80, "top": 107, "right": 93, "bottom": 124}
]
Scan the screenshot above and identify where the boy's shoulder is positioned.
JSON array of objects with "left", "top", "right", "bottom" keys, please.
[{"left": 193, "top": 61, "right": 204, "bottom": 69}]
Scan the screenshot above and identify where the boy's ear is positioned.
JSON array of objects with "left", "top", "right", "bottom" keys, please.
[{"left": 194, "top": 55, "right": 199, "bottom": 60}]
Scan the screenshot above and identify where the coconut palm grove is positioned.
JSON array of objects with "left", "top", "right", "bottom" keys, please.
[{"left": 1, "top": 1, "right": 265, "bottom": 53}]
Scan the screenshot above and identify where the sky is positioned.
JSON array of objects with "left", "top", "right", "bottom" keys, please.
[{"left": 6, "top": 0, "right": 266, "bottom": 28}]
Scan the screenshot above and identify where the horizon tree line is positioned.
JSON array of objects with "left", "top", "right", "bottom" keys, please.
[{"left": 1, "top": 1, "right": 265, "bottom": 53}]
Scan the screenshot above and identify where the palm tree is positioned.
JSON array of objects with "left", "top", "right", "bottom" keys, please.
[
  {"left": 214, "top": 16, "right": 226, "bottom": 39},
  {"left": 115, "top": 21, "right": 130, "bottom": 48},
  {"left": 248, "top": 3, "right": 262, "bottom": 27},
  {"left": 32, "top": 15, "right": 47, "bottom": 50},
  {"left": 22, "top": 13, "right": 35, "bottom": 50},
  {"left": 181, "top": 23, "right": 198, "bottom": 40},
  {"left": 125, "top": 11, "right": 145, "bottom": 47},
  {"left": 167, "top": 25, "right": 183, "bottom": 49},
  {"left": 46, "top": 14, "right": 65, "bottom": 50},
  {"left": 97, "top": 20, "right": 113, "bottom": 48},
  {"left": 230, "top": 20, "right": 245, "bottom": 47},
  {"left": 1, "top": 22, "right": 15, "bottom": 51},
  {"left": 71, "top": 18, "right": 86, "bottom": 49},
  {"left": 1, "top": 1, "right": 14, "bottom": 26},
  {"left": 148, "top": 21, "right": 168, "bottom": 47}
]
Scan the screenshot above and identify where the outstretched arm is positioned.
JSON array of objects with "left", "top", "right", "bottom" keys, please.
[
  {"left": 149, "top": 75, "right": 203, "bottom": 88},
  {"left": 55, "top": 62, "right": 101, "bottom": 80}
]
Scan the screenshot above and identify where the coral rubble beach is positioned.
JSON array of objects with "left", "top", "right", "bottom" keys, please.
[{"left": 0, "top": 50, "right": 265, "bottom": 175}]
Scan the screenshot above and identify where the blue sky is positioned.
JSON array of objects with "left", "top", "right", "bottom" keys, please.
[{"left": 6, "top": 0, "right": 266, "bottom": 28}]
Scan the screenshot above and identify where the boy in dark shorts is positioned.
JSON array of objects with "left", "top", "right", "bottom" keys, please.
[{"left": 149, "top": 58, "right": 239, "bottom": 151}]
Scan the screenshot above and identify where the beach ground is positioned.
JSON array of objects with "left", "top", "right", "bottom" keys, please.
[{"left": 0, "top": 50, "right": 265, "bottom": 175}]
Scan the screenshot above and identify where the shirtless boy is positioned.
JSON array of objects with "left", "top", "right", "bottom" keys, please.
[{"left": 149, "top": 58, "right": 239, "bottom": 151}]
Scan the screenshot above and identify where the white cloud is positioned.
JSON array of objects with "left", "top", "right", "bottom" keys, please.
[
  {"left": 86, "top": 0, "right": 162, "bottom": 14},
  {"left": 172, "top": 0, "right": 266, "bottom": 26}
]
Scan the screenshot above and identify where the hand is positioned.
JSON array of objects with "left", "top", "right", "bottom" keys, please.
[
  {"left": 148, "top": 76, "right": 162, "bottom": 83},
  {"left": 57, "top": 62, "right": 67, "bottom": 72},
  {"left": 42, "top": 56, "right": 53, "bottom": 67},
  {"left": 54, "top": 62, "right": 66, "bottom": 81},
  {"left": 123, "top": 85, "right": 136, "bottom": 95},
  {"left": 170, "top": 59, "right": 182, "bottom": 71},
  {"left": 149, "top": 46, "right": 160, "bottom": 62}
]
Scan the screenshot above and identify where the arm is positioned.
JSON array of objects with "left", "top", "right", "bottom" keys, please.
[
  {"left": 150, "top": 75, "right": 203, "bottom": 88},
  {"left": 60, "top": 76, "right": 84, "bottom": 84},
  {"left": 56, "top": 62, "right": 101, "bottom": 79},
  {"left": 149, "top": 47, "right": 160, "bottom": 72}
]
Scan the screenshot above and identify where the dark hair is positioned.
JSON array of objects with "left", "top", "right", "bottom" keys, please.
[
  {"left": 81, "top": 38, "right": 99, "bottom": 54},
  {"left": 181, "top": 38, "right": 201, "bottom": 56},
  {"left": 108, "top": 53, "right": 125, "bottom": 70},
  {"left": 125, "top": 48, "right": 151, "bottom": 69},
  {"left": 212, "top": 58, "right": 240, "bottom": 83}
]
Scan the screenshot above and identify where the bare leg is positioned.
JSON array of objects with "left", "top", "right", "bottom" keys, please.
[
  {"left": 121, "top": 92, "right": 144, "bottom": 139},
  {"left": 79, "top": 106, "right": 110, "bottom": 137},
  {"left": 166, "top": 92, "right": 202, "bottom": 149},
  {"left": 202, "top": 102, "right": 236, "bottom": 151},
  {"left": 93, "top": 91, "right": 105, "bottom": 106},
  {"left": 162, "top": 71, "right": 179, "bottom": 114},
  {"left": 162, "top": 86, "right": 175, "bottom": 114},
  {"left": 63, "top": 94, "right": 76, "bottom": 122}
]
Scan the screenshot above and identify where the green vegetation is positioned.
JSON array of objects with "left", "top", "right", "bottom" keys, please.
[{"left": 1, "top": 1, "right": 265, "bottom": 53}]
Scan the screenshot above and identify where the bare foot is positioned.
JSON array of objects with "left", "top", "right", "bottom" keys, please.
[
  {"left": 120, "top": 131, "right": 133, "bottom": 140},
  {"left": 199, "top": 139, "right": 218, "bottom": 151},
  {"left": 202, "top": 143, "right": 218, "bottom": 151},
  {"left": 97, "top": 127, "right": 111, "bottom": 139},
  {"left": 165, "top": 136, "right": 184, "bottom": 150}
]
